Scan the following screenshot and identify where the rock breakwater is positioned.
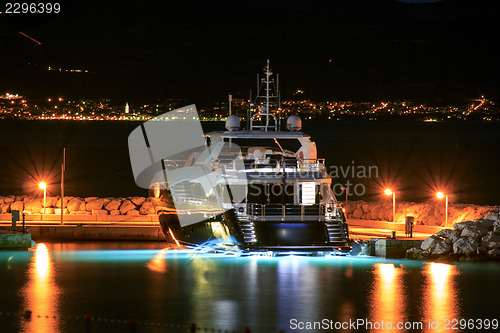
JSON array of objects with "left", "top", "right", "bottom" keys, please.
[
  {"left": 345, "top": 201, "right": 498, "bottom": 227},
  {"left": 0, "top": 195, "right": 156, "bottom": 216},
  {"left": 406, "top": 213, "right": 500, "bottom": 261}
]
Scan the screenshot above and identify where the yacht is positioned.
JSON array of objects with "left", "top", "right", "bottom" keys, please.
[{"left": 138, "top": 60, "right": 351, "bottom": 254}]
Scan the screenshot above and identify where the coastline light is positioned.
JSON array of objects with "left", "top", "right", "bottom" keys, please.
[
  {"left": 384, "top": 189, "right": 396, "bottom": 223},
  {"left": 436, "top": 192, "right": 448, "bottom": 227},
  {"left": 39, "top": 182, "right": 47, "bottom": 214}
]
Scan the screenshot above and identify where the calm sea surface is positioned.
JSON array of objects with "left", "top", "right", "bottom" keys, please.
[
  {"left": 0, "top": 120, "right": 499, "bottom": 205},
  {"left": 0, "top": 242, "right": 499, "bottom": 333}
]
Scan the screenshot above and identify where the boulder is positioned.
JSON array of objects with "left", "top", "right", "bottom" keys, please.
[
  {"left": 126, "top": 209, "right": 140, "bottom": 216},
  {"left": 453, "top": 237, "right": 479, "bottom": 255},
  {"left": 436, "top": 229, "right": 460, "bottom": 241},
  {"left": 352, "top": 208, "right": 363, "bottom": 219},
  {"left": 105, "top": 199, "right": 122, "bottom": 212},
  {"left": 432, "top": 240, "right": 452, "bottom": 256},
  {"left": 92, "top": 209, "right": 109, "bottom": 216},
  {"left": 56, "top": 197, "right": 69, "bottom": 208},
  {"left": 477, "top": 246, "right": 488, "bottom": 255},
  {"left": 1, "top": 203, "right": 10, "bottom": 213},
  {"left": 484, "top": 214, "right": 500, "bottom": 223},
  {"left": 44, "top": 196, "right": 57, "bottom": 208},
  {"left": 487, "top": 249, "right": 500, "bottom": 260},
  {"left": 493, "top": 221, "right": 500, "bottom": 235},
  {"left": 377, "top": 206, "right": 387, "bottom": 220},
  {"left": 25, "top": 198, "right": 43, "bottom": 213},
  {"left": 139, "top": 201, "right": 156, "bottom": 215},
  {"left": 361, "top": 203, "right": 370, "bottom": 214},
  {"left": 119, "top": 200, "right": 136, "bottom": 215},
  {"left": 481, "top": 235, "right": 500, "bottom": 249},
  {"left": 406, "top": 247, "right": 430, "bottom": 260},
  {"left": 86, "top": 199, "right": 104, "bottom": 211},
  {"left": 3, "top": 196, "right": 14, "bottom": 204},
  {"left": 43, "top": 208, "right": 55, "bottom": 214},
  {"left": 421, "top": 235, "right": 442, "bottom": 252},
  {"left": 67, "top": 198, "right": 85, "bottom": 213},
  {"left": 131, "top": 196, "right": 146, "bottom": 206},
  {"left": 460, "top": 226, "right": 489, "bottom": 240},
  {"left": 475, "top": 219, "right": 496, "bottom": 230},
  {"left": 10, "top": 201, "right": 24, "bottom": 212},
  {"left": 453, "top": 221, "right": 476, "bottom": 231}
]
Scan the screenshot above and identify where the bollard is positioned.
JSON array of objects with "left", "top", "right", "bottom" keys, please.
[
  {"left": 12, "top": 210, "right": 20, "bottom": 228},
  {"left": 23, "top": 310, "right": 32, "bottom": 320},
  {"left": 84, "top": 313, "right": 92, "bottom": 333},
  {"left": 405, "top": 216, "right": 414, "bottom": 238}
]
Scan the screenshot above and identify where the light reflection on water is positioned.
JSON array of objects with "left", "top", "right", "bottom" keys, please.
[
  {"left": 369, "top": 263, "right": 407, "bottom": 331},
  {"left": 423, "top": 263, "right": 459, "bottom": 333},
  {"left": 3, "top": 244, "right": 499, "bottom": 333},
  {"left": 20, "top": 243, "right": 61, "bottom": 333}
]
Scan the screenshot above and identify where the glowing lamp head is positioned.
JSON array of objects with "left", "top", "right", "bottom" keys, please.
[
  {"left": 384, "top": 189, "right": 393, "bottom": 196},
  {"left": 38, "top": 182, "right": 47, "bottom": 190},
  {"left": 436, "top": 192, "right": 445, "bottom": 199}
]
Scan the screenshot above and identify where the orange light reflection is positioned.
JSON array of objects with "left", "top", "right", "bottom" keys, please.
[
  {"left": 146, "top": 249, "right": 168, "bottom": 273},
  {"left": 21, "top": 243, "right": 61, "bottom": 333},
  {"left": 369, "top": 263, "right": 406, "bottom": 330},
  {"left": 423, "top": 263, "right": 459, "bottom": 332}
]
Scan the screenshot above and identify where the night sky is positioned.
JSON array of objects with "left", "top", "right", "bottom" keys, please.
[{"left": 1, "top": 0, "right": 499, "bottom": 104}]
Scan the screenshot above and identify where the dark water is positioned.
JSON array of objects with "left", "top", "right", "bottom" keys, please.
[
  {"left": 0, "top": 120, "right": 498, "bottom": 205},
  {"left": 1, "top": 242, "right": 499, "bottom": 333}
]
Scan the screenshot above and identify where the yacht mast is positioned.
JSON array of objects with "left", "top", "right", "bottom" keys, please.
[{"left": 251, "top": 59, "right": 279, "bottom": 131}]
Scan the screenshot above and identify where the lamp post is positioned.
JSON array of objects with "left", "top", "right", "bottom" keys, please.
[
  {"left": 385, "top": 189, "right": 395, "bottom": 222},
  {"left": 39, "top": 182, "right": 47, "bottom": 214},
  {"left": 437, "top": 192, "right": 448, "bottom": 227},
  {"left": 340, "top": 186, "right": 348, "bottom": 207}
]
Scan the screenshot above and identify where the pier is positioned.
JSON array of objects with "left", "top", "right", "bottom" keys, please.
[
  {"left": 0, "top": 213, "right": 164, "bottom": 242},
  {"left": 1, "top": 213, "right": 437, "bottom": 253}
]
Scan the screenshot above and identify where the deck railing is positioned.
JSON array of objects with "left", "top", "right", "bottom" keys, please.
[
  {"left": 217, "top": 158, "right": 326, "bottom": 173},
  {"left": 246, "top": 203, "right": 326, "bottom": 221}
]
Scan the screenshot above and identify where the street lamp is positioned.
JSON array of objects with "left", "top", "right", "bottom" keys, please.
[
  {"left": 39, "top": 182, "right": 47, "bottom": 214},
  {"left": 437, "top": 192, "right": 448, "bottom": 227},
  {"left": 385, "top": 189, "right": 396, "bottom": 222},
  {"left": 340, "top": 186, "right": 348, "bottom": 207}
]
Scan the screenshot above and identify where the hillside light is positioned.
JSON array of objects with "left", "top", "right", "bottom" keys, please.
[
  {"left": 385, "top": 189, "right": 396, "bottom": 222},
  {"left": 39, "top": 182, "right": 47, "bottom": 214},
  {"left": 437, "top": 192, "right": 448, "bottom": 227}
]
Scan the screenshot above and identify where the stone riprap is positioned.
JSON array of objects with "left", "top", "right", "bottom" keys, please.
[
  {"left": 406, "top": 213, "right": 500, "bottom": 261},
  {"left": 0, "top": 195, "right": 157, "bottom": 216},
  {"left": 344, "top": 200, "right": 498, "bottom": 227}
]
